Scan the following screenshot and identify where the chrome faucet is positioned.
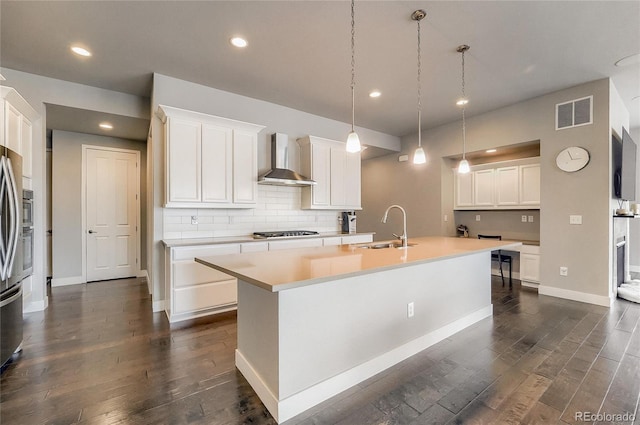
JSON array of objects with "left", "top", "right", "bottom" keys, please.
[{"left": 381, "top": 205, "right": 408, "bottom": 248}]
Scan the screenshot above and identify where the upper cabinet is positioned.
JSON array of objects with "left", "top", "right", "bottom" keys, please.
[
  {"left": 454, "top": 158, "right": 540, "bottom": 210},
  {"left": 1, "top": 87, "right": 39, "bottom": 182},
  {"left": 157, "top": 105, "right": 265, "bottom": 208},
  {"left": 298, "top": 136, "right": 361, "bottom": 210}
]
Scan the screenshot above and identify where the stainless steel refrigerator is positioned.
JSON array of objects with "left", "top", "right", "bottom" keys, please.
[{"left": 0, "top": 146, "right": 23, "bottom": 369}]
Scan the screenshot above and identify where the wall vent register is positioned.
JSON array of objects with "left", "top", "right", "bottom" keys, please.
[{"left": 253, "top": 230, "right": 319, "bottom": 239}]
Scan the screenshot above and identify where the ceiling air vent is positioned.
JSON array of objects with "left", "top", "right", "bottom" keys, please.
[{"left": 556, "top": 95, "right": 592, "bottom": 130}]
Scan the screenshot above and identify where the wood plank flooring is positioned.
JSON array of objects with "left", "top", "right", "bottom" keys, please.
[{"left": 1, "top": 277, "right": 639, "bottom": 424}]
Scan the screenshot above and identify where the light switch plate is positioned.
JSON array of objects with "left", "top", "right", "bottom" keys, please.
[
  {"left": 476, "top": 215, "right": 481, "bottom": 221},
  {"left": 569, "top": 215, "right": 582, "bottom": 225},
  {"left": 521, "top": 215, "right": 527, "bottom": 222},
  {"left": 191, "top": 215, "right": 198, "bottom": 225},
  {"left": 528, "top": 216, "right": 534, "bottom": 223},
  {"left": 444, "top": 214, "right": 448, "bottom": 222}
]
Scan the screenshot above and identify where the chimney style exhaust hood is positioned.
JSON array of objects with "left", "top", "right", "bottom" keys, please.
[{"left": 258, "top": 133, "right": 316, "bottom": 186}]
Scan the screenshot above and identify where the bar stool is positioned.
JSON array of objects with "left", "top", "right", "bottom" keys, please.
[{"left": 478, "top": 235, "right": 512, "bottom": 288}]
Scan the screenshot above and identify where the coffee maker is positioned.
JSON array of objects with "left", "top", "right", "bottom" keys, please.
[
  {"left": 457, "top": 225, "right": 469, "bottom": 238},
  {"left": 341, "top": 211, "right": 357, "bottom": 234}
]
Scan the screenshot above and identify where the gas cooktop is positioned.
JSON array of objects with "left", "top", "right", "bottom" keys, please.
[{"left": 253, "top": 230, "right": 319, "bottom": 239}]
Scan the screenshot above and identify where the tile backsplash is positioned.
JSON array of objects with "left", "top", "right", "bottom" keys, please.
[{"left": 162, "top": 185, "right": 341, "bottom": 239}]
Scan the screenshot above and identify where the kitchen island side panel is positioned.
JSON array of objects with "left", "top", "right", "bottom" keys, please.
[
  {"left": 276, "top": 251, "right": 491, "bottom": 399},
  {"left": 237, "top": 281, "right": 280, "bottom": 396}
]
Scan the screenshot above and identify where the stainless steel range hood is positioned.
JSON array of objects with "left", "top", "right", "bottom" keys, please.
[{"left": 258, "top": 133, "right": 316, "bottom": 186}]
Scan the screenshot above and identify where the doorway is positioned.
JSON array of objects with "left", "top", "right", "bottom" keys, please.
[{"left": 82, "top": 146, "right": 140, "bottom": 282}]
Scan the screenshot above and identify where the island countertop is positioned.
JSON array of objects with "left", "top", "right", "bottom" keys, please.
[{"left": 195, "top": 236, "right": 521, "bottom": 292}]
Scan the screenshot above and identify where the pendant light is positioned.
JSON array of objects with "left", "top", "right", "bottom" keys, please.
[
  {"left": 346, "top": 0, "right": 361, "bottom": 153},
  {"left": 412, "top": 10, "right": 427, "bottom": 164},
  {"left": 457, "top": 44, "right": 471, "bottom": 174}
]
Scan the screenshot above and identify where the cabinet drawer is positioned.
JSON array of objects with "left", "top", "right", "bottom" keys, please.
[
  {"left": 173, "top": 243, "right": 240, "bottom": 261},
  {"left": 173, "top": 261, "right": 234, "bottom": 288},
  {"left": 268, "top": 238, "right": 323, "bottom": 251},
  {"left": 323, "top": 237, "right": 343, "bottom": 246},
  {"left": 173, "top": 280, "right": 237, "bottom": 314},
  {"left": 342, "top": 235, "right": 373, "bottom": 244},
  {"left": 241, "top": 242, "right": 269, "bottom": 253}
]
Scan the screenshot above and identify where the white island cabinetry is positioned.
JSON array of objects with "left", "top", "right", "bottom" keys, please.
[
  {"left": 1, "top": 87, "right": 38, "bottom": 185},
  {"left": 157, "top": 105, "right": 265, "bottom": 208}
]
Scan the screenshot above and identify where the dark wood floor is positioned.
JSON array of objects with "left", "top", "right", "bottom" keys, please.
[{"left": 1, "top": 277, "right": 639, "bottom": 425}]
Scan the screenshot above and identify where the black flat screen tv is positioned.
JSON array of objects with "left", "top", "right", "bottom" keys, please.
[{"left": 613, "top": 128, "right": 637, "bottom": 201}]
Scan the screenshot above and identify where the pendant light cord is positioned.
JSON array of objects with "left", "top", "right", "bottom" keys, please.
[
  {"left": 461, "top": 48, "right": 466, "bottom": 160},
  {"left": 417, "top": 18, "right": 422, "bottom": 148},
  {"left": 351, "top": 0, "right": 356, "bottom": 133}
]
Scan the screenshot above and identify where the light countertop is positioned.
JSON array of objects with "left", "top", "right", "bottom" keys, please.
[
  {"left": 195, "top": 236, "right": 521, "bottom": 292},
  {"left": 162, "top": 231, "right": 375, "bottom": 248}
]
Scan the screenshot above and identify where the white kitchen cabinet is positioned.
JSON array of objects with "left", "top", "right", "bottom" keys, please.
[
  {"left": 474, "top": 169, "right": 495, "bottom": 206},
  {"left": 157, "top": 105, "right": 265, "bottom": 208},
  {"left": 519, "top": 163, "right": 541, "bottom": 206},
  {"left": 165, "top": 243, "right": 240, "bottom": 323},
  {"left": 268, "top": 238, "right": 323, "bottom": 251},
  {"left": 519, "top": 244, "right": 540, "bottom": 288},
  {"left": 495, "top": 166, "right": 519, "bottom": 206},
  {"left": 1, "top": 87, "right": 38, "bottom": 180},
  {"left": 341, "top": 234, "right": 373, "bottom": 244},
  {"left": 454, "top": 171, "right": 474, "bottom": 208},
  {"left": 453, "top": 158, "right": 540, "bottom": 210},
  {"left": 241, "top": 241, "right": 269, "bottom": 252},
  {"left": 299, "top": 135, "right": 361, "bottom": 210},
  {"left": 323, "top": 236, "right": 343, "bottom": 246}
]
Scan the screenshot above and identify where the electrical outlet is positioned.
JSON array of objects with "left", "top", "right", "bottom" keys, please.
[
  {"left": 191, "top": 215, "right": 198, "bottom": 225},
  {"left": 528, "top": 216, "right": 534, "bottom": 223},
  {"left": 444, "top": 214, "right": 448, "bottom": 222},
  {"left": 521, "top": 215, "right": 527, "bottom": 222},
  {"left": 407, "top": 302, "right": 415, "bottom": 318},
  {"left": 476, "top": 215, "right": 481, "bottom": 222},
  {"left": 560, "top": 266, "right": 568, "bottom": 276},
  {"left": 569, "top": 215, "right": 582, "bottom": 225}
]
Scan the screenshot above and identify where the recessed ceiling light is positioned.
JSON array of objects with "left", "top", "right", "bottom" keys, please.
[
  {"left": 99, "top": 122, "right": 113, "bottom": 130},
  {"left": 369, "top": 90, "right": 381, "bottom": 98},
  {"left": 230, "top": 37, "right": 248, "bottom": 48},
  {"left": 456, "top": 98, "right": 469, "bottom": 106},
  {"left": 486, "top": 149, "right": 497, "bottom": 153},
  {"left": 615, "top": 53, "right": 640, "bottom": 67},
  {"left": 71, "top": 45, "right": 92, "bottom": 57}
]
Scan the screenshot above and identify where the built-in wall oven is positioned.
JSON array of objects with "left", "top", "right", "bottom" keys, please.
[{"left": 21, "top": 190, "right": 33, "bottom": 278}]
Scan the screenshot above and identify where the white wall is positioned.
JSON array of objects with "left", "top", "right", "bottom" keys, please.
[
  {"left": 360, "top": 79, "right": 619, "bottom": 305},
  {"left": 148, "top": 74, "right": 401, "bottom": 307},
  {"left": 0, "top": 68, "right": 149, "bottom": 311},
  {"left": 630, "top": 127, "right": 640, "bottom": 274},
  {"left": 51, "top": 130, "right": 147, "bottom": 283}
]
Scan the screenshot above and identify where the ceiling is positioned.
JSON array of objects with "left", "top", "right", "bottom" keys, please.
[{"left": 1, "top": 1, "right": 639, "bottom": 142}]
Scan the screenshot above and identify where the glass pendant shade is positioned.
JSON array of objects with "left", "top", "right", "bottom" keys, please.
[
  {"left": 413, "top": 146, "right": 426, "bottom": 164},
  {"left": 346, "top": 131, "right": 361, "bottom": 153},
  {"left": 458, "top": 158, "right": 470, "bottom": 174}
]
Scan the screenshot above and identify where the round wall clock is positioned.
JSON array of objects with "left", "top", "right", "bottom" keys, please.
[{"left": 555, "top": 147, "right": 590, "bottom": 172}]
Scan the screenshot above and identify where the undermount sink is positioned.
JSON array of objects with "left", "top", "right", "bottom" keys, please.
[{"left": 358, "top": 242, "right": 417, "bottom": 249}]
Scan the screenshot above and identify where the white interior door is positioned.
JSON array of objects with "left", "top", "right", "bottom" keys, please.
[{"left": 86, "top": 148, "right": 138, "bottom": 282}]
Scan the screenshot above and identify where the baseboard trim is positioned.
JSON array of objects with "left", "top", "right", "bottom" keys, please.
[
  {"left": 152, "top": 299, "right": 165, "bottom": 312},
  {"left": 630, "top": 265, "right": 640, "bottom": 273},
  {"left": 137, "top": 269, "right": 148, "bottom": 279},
  {"left": 236, "top": 304, "right": 493, "bottom": 423},
  {"left": 538, "top": 285, "right": 612, "bottom": 307},
  {"left": 23, "top": 297, "right": 48, "bottom": 313},
  {"left": 51, "top": 276, "right": 85, "bottom": 287}
]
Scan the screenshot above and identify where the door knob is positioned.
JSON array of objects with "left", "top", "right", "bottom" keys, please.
[{"left": 88, "top": 230, "right": 97, "bottom": 234}]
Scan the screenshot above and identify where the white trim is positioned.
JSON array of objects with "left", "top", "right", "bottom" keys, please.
[
  {"left": 521, "top": 281, "right": 539, "bottom": 290},
  {"left": 555, "top": 95, "right": 593, "bottom": 130},
  {"left": 82, "top": 145, "right": 141, "bottom": 283},
  {"left": 236, "top": 305, "right": 493, "bottom": 424},
  {"left": 51, "top": 275, "right": 85, "bottom": 287},
  {"left": 23, "top": 297, "right": 48, "bottom": 313},
  {"left": 630, "top": 265, "right": 640, "bottom": 273},
  {"left": 137, "top": 269, "right": 148, "bottom": 279},
  {"left": 538, "top": 285, "right": 612, "bottom": 307},
  {"left": 152, "top": 299, "right": 165, "bottom": 312}
]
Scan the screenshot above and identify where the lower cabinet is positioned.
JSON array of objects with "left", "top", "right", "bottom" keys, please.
[
  {"left": 165, "top": 234, "right": 374, "bottom": 323},
  {"left": 520, "top": 245, "right": 541, "bottom": 288}
]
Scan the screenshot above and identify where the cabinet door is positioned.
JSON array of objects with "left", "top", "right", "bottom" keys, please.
[
  {"left": 232, "top": 129, "right": 258, "bottom": 204},
  {"left": 520, "top": 253, "right": 540, "bottom": 282},
  {"left": 519, "top": 164, "right": 540, "bottom": 205},
  {"left": 167, "top": 117, "right": 201, "bottom": 203},
  {"left": 330, "top": 147, "right": 347, "bottom": 207},
  {"left": 474, "top": 169, "right": 495, "bottom": 206},
  {"left": 311, "top": 143, "right": 331, "bottom": 206},
  {"left": 201, "top": 124, "right": 232, "bottom": 203},
  {"left": 455, "top": 171, "right": 474, "bottom": 207},
  {"left": 21, "top": 117, "right": 32, "bottom": 178},
  {"left": 344, "top": 152, "right": 361, "bottom": 208},
  {"left": 495, "top": 166, "right": 519, "bottom": 206},
  {"left": 5, "top": 103, "right": 21, "bottom": 154}
]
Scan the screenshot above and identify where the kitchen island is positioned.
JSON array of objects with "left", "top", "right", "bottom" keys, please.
[{"left": 196, "top": 236, "right": 521, "bottom": 423}]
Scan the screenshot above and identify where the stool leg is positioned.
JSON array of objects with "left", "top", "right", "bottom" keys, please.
[
  {"left": 499, "top": 260, "right": 505, "bottom": 287},
  {"left": 509, "top": 261, "right": 512, "bottom": 288}
]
